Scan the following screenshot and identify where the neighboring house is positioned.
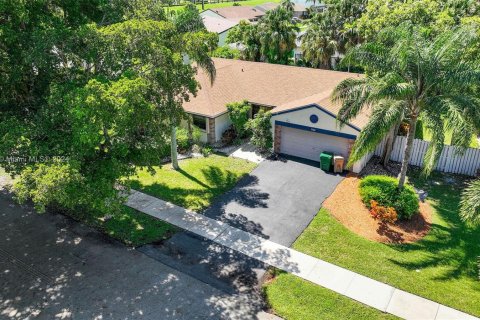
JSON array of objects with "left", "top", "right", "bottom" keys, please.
[
  {"left": 202, "top": 15, "right": 237, "bottom": 46},
  {"left": 200, "top": 6, "right": 265, "bottom": 23},
  {"left": 254, "top": 2, "right": 308, "bottom": 19},
  {"left": 183, "top": 58, "right": 371, "bottom": 173}
]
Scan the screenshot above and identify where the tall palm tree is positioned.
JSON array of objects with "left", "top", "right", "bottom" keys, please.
[
  {"left": 460, "top": 179, "right": 480, "bottom": 225},
  {"left": 332, "top": 25, "right": 480, "bottom": 189},
  {"left": 301, "top": 13, "right": 339, "bottom": 69},
  {"left": 258, "top": 7, "right": 299, "bottom": 64}
]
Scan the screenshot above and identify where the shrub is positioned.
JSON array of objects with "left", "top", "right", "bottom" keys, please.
[
  {"left": 247, "top": 110, "right": 272, "bottom": 152},
  {"left": 212, "top": 46, "right": 241, "bottom": 59},
  {"left": 201, "top": 145, "right": 213, "bottom": 157},
  {"left": 227, "top": 100, "right": 251, "bottom": 138},
  {"left": 359, "top": 175, "right": 419, "bottom": 220},
  {"left": 176, "top": 128, "right": 190, "bottom": 152},
  {"left": 369, "top": 200, "right": 398, "bottom": 223}
]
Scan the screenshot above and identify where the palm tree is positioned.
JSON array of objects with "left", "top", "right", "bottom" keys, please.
[
  {"left": 281, "top": 0, "right": 295, "bottom": 12},
  {"left": 332, "top": 25, "right": 480, "bottom": 189},
  {"left": 460, "top": 179, "right": 480, "bottom": 225},
  {"left": 258, "top": 7, "right": 299, "bottom": 64},
  {"left": 301, "top": 13, "right": 339, "bottom": 69}
]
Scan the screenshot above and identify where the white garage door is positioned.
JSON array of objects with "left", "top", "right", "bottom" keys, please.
[{"left": 280, "top": 126, "right": 351, "bottom": 162}]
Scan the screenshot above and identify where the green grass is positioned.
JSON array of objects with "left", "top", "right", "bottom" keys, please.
[
  {"left": 167, "top": 0, "right": 280, "bottom": 12},
  {"left": 103, "top": 207, "right": 177, "bottom": 246},
  {"left": 128, "top": 154, "right": 257, "bottom": 211},
  {"left": 267, "top": 170, "right": 480, "bottom": 318},
  {"left": 420, "top": 127, "right": 479, "bottom": 148},
  {"left": 55, "top": 205, "right": 178, "bottom": 247},
  {"left": 264, "top": 271, "right": 399, "bottom": 320}
]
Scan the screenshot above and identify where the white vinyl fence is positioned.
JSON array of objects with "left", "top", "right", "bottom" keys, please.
[{"left": 374, "top": 136, "right": 480, "bottom": 177}]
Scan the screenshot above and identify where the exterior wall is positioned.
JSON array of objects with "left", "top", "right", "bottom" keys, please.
[
  {"left": 272, "top": 105, "right": 368, "bottom": 172},
  {"left": 271, "top": 105, "right": 359, "bottom": 139},
  {"left": 218, "top": 30, "right": 229, "bottom": 46},
  {"left": 215, "top": 112, "right": 232, "bottom": 142}
]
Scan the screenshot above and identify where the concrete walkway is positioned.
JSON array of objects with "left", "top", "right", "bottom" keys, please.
[
  {"left": 126, "top": 191, "right": 478, "bottom": 320},
  {"left": 216, "top": 143, "right": 266, "bottom": 163}
]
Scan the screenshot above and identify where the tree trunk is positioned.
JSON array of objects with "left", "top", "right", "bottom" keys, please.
[
  {"left": 202, "top": 0, "right": 204, "bottom": 11},
  {"left": 381, "top": 121, "right": 400, "bottom": 167},
  {"left": 187, "top": 115, "right": 193, "bottom": 145},
  {"left": 398, "top": 116, "right": 418, "bottom": 189},
  {"left": 171, "top": 125, "right": 179, "bottom": 170}
]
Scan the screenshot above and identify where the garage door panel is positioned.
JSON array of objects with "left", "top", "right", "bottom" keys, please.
[{"left": 280, "top": 126, "right": 350, "bottom": 162}]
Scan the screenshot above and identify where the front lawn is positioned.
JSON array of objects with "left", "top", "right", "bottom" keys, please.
[
  {"left": 128, "top": 154, "right": 257, "bottom": 211},
  {"left": 265, "top": 271, "right": 398, "bottom": 320},
  {"left": 266, "top": 171, "right": 480, "bottom": 317},
  {"left": 167, "top": 0, "right": 281, "bottom": 11}
]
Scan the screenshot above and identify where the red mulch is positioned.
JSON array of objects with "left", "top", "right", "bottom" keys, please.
[{"left": 323, "top": 174, "right": 432, "bottom": 244}]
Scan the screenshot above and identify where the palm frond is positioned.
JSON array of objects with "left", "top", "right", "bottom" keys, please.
[
  {"left": 421, "top": 112, "right": 445, "bottom": 175},
  {"left": 340, "top": 42, "right": 390, "bottom": 72},
  {"left": 460, "top": 179, "right": 480, "bottom": 225},
  {"left": 331, "top": 77, "right": 370, "bottom": 126},
  {"left": 347, "top": 100, "right": 404, "bottom": 167}
]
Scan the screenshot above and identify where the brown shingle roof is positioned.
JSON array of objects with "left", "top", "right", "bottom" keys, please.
[
  {"left": 209, "top": 6, "right": 265, "bottom": 22},
  {"left": 184, "top": 58, "right": 370, "bottom": 129}
]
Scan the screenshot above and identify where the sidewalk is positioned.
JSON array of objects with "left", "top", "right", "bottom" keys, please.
[{"left": 126, "top": 190, "right": 478, "bottom": 320}]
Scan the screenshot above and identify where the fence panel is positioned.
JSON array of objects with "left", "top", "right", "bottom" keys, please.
[{"left": 374, "top": 136, "right": 480, "bottom": 176}]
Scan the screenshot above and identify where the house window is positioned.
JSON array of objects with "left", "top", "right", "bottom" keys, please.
[{"left": 192, "top": 115, "right": 207, "bottom": 131}]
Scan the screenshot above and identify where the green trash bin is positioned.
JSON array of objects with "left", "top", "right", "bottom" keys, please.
[{"left": 320, "top": 152, "right": 333, "bottom": 171}]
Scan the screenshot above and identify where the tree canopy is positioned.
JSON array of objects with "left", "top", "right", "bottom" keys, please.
[
  {"left": 333, "top": 24, "right": 480, "bottom": 188},
  {"left": 1, "top": 1, "right": 217, "bottom": 214}
]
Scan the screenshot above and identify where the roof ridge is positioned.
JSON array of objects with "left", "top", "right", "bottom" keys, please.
[{"left": 211, "top": 58, "right": 362, "bottom": 77}]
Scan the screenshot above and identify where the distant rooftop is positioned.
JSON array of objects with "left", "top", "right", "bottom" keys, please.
[
  {"left": 202, "top": 15, "right": 237, "bottom": 33},
  {"left": 205, "top": 6, "right": 265, "bottom": 23}
]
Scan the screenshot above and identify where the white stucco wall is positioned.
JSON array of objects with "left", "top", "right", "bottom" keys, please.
[
  {"left": 214, "top": 112, "right": 232, "bottom": 142},
  {"left": 270, "top": 105, "right": 371, "bottom": 172},
  {"left": 271, "top": 105, "right": 359, "bottom": 137}
]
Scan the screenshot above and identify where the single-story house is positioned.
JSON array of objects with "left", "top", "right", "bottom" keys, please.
[
  {"left": 254, "top": 2, "right": 308, "bottom": 18},
  {"left": 202, "top": 15, "right": 238, "bottom": 46},
  {"left": 183, "top": 58, "right": 371, "bottom": 172},
  {"left": 200, "top": 6, "right": 265, "bottom": 23}
]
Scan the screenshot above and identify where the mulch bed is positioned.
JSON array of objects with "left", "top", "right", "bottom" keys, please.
[{"left": 323, "top": 174, "right": 432, "bottom": 244}]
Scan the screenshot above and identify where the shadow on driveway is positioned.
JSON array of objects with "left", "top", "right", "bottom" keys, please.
[{"left": 202, "top": 156, "right": 345, "bottom": 246}]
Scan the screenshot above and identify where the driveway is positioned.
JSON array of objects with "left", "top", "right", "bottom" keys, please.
[
  {"left": 203, "top": 156, "right": 344, "bottom": 246},
  {"left": 0, "top": 189, "right": 275, "bottom": 320}
]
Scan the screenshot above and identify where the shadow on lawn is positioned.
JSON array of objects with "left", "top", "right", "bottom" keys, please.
[
  {"left": 128, "top": 165, "right": 244, "bottom": 210},
  {"left": 128, "top": 165, "right": 270, "bottom": 239},
  {"left": 387, "top": 172, "right": 480, "bottom": 281}
]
